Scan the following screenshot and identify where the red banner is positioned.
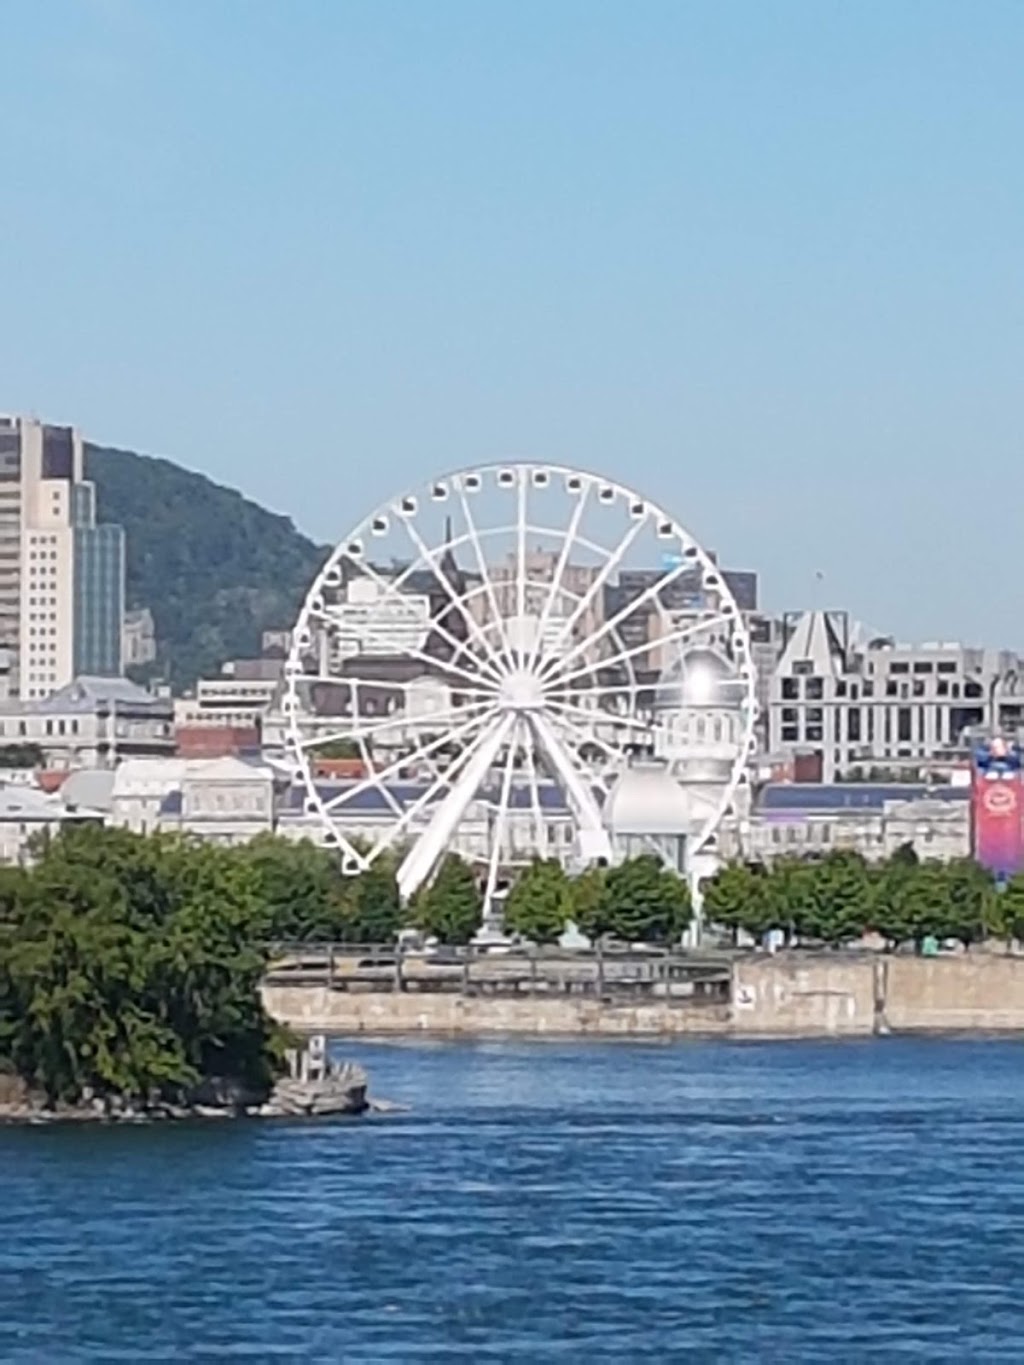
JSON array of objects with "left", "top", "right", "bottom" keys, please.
[{"left": 972, "top": 771, "right": 1024, "bottom": 877}]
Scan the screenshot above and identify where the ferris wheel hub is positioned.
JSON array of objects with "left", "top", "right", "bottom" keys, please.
[{"left": 499, "top": 668, "right": 545, "bottom": 711}]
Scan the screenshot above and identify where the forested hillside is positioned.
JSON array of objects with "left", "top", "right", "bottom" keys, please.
[{"left": 86, "top": 445, "right": 327, "bottom": 690}]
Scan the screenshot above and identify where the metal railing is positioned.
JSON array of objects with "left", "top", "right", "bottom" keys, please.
[{"left": 263, "top": 942, "right": 733, "bottom": 1004}]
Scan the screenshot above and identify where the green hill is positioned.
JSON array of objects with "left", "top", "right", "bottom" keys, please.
[{"left": 85, "top": 445, "right": 327, "bottom": 691}]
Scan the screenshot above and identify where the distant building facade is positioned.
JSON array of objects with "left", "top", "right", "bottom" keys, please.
[
  {"left": 122, "top": 607, "right": 157, "bottom": 668},
  {"left": 767, "top": 610, "right": 1024, "bottom": 782},
  {"left": 0, "top": 676, "right": 174, "bottom": 769},
  {"left": 718, "top": 782, "right": 971, "bottom": 864}
]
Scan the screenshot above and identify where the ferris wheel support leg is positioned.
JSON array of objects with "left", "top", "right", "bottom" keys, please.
[
  {"left": 527, "top": 712, "right": 612, "bottom": 864},
  {"left": 396, "top": 713, "right": 516, "bottom": 902}
]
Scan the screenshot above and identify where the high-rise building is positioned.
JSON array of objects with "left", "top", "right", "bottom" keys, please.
[
  {"left": 72, "top": 482, "right": 125, "bottom": 677},
  {"left": 0, "top": 416, "right": 125, "bottom": 699}
]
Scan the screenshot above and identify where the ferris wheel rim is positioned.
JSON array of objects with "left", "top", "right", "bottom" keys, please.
[{"left": 284, "top": 459, "right": 759, "bottom": 894}]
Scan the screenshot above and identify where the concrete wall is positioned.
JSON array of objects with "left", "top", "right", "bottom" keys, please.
[
  {"left": 731, "top": 956, "right": 877, "bottom": 1036},
  {"left": 882, "top": 955, "right": 1024, "bottom": 1032},
  {"left": 264, "top": 954, "right": 1024, "bottom": 1038},
  {"left": 260, "top": 985, "right": 729, "bottom": 1037}
]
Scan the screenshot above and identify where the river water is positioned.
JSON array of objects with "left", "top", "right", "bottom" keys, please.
[{"left": 3, "top": 1037, "right": 1024, "bottom": 1361}]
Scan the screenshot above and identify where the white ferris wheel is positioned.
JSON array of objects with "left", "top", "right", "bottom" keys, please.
[{"left": 283, "top": 462, "right": 757, "bottom": 905}]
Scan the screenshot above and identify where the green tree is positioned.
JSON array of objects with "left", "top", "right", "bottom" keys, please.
[
  {"left": 988, "top": 875, "right": 1024, "bottom": 946},
  {"left": 797, "top": 851, "right": 872, "bottom": 946},
  {"left": 701, "top": 861, "right": 776, "bottom": 943},
  {"left": 0, "top": 826, "right": 285, "bottom": 1108},
  {"left": 341, "top": 859, "right": 402, "bottom": 943},
  {"left": 316, "top": 738, "right": 362, "bottom": 760},
  {"left": 412, "top": 854, "right": 482, "bottom": 944},
  {"left": 599, "top": 855, "right": 691, "bottom": 944},
  {"left": 569, "top": 865, "right": 607, "bottom": 941},
  {"left": 243, "top": 834, "right": 348, "bottom": 941},
  {"left": 504, "top": 859, "right": 573, "bottom": 944},
  {"left": 940, "top": 858, "right": 996, "bottom": 948}
]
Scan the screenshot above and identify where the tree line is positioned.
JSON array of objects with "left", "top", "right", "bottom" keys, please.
[
  {"left": 0, "top": 829, "right": 693, "bottom": 1108},
  {"left": 700, "top": 846, "right": 1024, "bottom": 950},
  {"left": 237, "top": 836, "right": 693, "bottom": 949}
]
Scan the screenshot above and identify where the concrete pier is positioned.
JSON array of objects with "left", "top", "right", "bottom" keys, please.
[{"left": 262, "top": 950, "right": 1024, "bottom": 1038}]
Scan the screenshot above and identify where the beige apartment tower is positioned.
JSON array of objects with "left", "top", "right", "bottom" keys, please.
[{"left": 0, "top": 415, "right": 125, "bottom": 699}]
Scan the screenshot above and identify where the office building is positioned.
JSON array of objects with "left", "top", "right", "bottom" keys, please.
[
  {"left": 0, "top": 416, "right": 126, "bottom": 698},
  {"left": 767, "top": 610, "right": 1024, "bottom": 781}
]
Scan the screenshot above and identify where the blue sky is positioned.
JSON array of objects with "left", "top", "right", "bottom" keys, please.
[{"left": 1, "top": 1, "right": 1021, "bottom": 644}]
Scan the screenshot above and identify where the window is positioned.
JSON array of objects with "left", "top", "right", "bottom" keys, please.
[
  {"left": 912, "top": 681, "right": 924, "bottom": 697},
  {"left": 806, "top": 708, "right": 824, "bottom": 723},
  {"left": 847, "top": 709, "right": 862, "bottom": 742},
  {"left": 781, "top": 678, "right": 798, "bottom": 700},
  {"left": 891, "top": 662, "right": 909, "bottom": 674},
  {"left": 805, "top": 726, "right": 823, "bottom": 742},
  {"left": 964, "top": 682, "right": 983, "bottom": 699},
  {"left": 805, "top": 677, "right": 824, "bottom": 700},
  {"left": 913, "top": 661, "right": 933, "bottom": 674},
  {"left": 835, "top": 680, "right": 848, "bottom": 698},
  {"left": 937, "top": 661, "right": 957, "bottom": 674},
  {"left": 793, "top": 661, "right": 814, "bottom": 676},
  {"left": 886, "top": 681, "right": 898, "bottom": 697},
  {"left": 862, "top": 681, "right": 874, "bottom": 698},
  {"left": 782, "top": 725, "right": 798, "bottom": 742},
  {"left": 898, "top": 708, "right": 912, "bottom": 742},
  {"left": 782, "top": 707, "right": 798, "bottom": 723},
  {"left": 938, "top": 680, "right": 949, "bottom": 697}
]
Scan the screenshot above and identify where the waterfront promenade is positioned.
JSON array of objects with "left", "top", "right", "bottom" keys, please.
[{"left": 262, "top": 946, "right": 1024, "bottom": 1038}]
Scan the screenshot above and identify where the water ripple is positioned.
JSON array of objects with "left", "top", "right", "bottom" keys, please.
[{"left": 3, "top": 1037, "right": 1024, "bottom": 1360}]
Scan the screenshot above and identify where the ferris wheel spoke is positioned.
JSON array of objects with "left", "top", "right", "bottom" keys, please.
[
  {"left": 548, "top": 706, "right": 632, "bottom": 771},
  {"left": 363, "top": 721, "right": 498, "bottom": 864},
  {"left": 292, "top": 701, "right": 492, "bottom": 752},
  {"left": 547, "top": 612, "right": 734, "bottom": 692},
  {"left": 525, "top": 481, "right": 590, "bottom": 676},
  {"left": 455, "top": 480, "right": 515, "bottom": 662},
  {"left": 397, "top": 712, "right": 516, "bottom": 901},
  {"left": 331, "top": 554, "right": 500, "bottom": 688},
  {"left": 400, "top": 517, "right": 509, "bottom": 685},
  {"left": 526, "top": 711, "right": 612, "bottom": 862},
  {"left": 542, "top": 548, "right": 736, "bottom": 682},
  {"left": 544, "top": 679, "right": 649, "bottom": 703},
  {"left": 542, "top": 696, "right": 656, "bottom": 739},
  {"left": 322, "top": 704, "right": 496, "bottom": 813},
  {"left": 520, "top": 717, "right": 546, "bottom": 855},
  {"left": 483, "top": 718, "right": 520, "bottom": 917},
  {"left": 515, "top": 468, "right": 528, "bottom": 631},
  {"left": 300, "top": 608, "right": 502, "bottom": 693},
  {"left": 292, "top": 667, "right": 499, "bottom": 704},
  {"left": 537, "top": 513, "right": 649, "bottom": 679}
]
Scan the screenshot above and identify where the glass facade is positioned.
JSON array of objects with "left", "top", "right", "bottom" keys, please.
[{"left": 73, "top": 483, "right": 125, "bottom": 676}]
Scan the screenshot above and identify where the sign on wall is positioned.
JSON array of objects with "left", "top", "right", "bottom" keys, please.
[{"left": 972, "top": 739, "right": 1024, "bottom": 878}]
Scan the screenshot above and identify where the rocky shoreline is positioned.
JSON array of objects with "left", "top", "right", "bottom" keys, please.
[{"left": 0, "top": 1060, "right": 373, "bottom": 1126}]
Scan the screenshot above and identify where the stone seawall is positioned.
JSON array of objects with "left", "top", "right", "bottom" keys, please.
[
  {"left": 881, "top": 955, "right": 1024, "bottom": 1032},
  {"left": 263, "top": 953, "right": 1024, "bottom": 1038},
  {"left": 261, "top": 985, "right": 730, "bottom": 1036},
  {"left": 730, "top": 957, "right": 877, "bottom": 1035}
]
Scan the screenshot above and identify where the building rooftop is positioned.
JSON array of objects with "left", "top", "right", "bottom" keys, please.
[
  {"left": 282, "top": 779, "right": 572, "bottom": 816},
  {"left": 758, "top": 782, "right": 969, "bottom": 813},
  {"left": 35, "top": 675, "right": 171, "bottom": 714}
]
